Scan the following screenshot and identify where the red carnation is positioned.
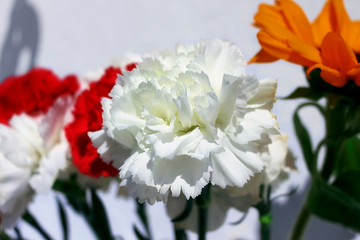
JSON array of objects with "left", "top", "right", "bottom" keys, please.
[
  {"left": 0, "top": 68, "right": 79, "bottom": 125},
  {"left": 65, "top": 63, "right": 137, "bottom": 178}
]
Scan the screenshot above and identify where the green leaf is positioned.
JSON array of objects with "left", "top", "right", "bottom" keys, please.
[
  {"left": 307, "top": 175, "right": 360, "bottom": 232},
  {"left": 345, "top": 105, "right": 360, "bottom": 132},
  {"left": 293, "top": 106, "right": 315, "bottom": 173},
  {"left": 335, "top": 137, "right": 360, "bottom": 176},
  {"left": 22, "top": 211, "right": 52, "bottom": 240},
  {"left": 282, "top": 87, "right": 323, "bottom": 101},
  {"left": 56, "top": 196, "right": 69, "bottom": 240},
  {"left": 90, "top": 189, "right": 113, "bottom": 240},
  {"left": 333, "top": 171, "right": 360, "bottom": 202}
]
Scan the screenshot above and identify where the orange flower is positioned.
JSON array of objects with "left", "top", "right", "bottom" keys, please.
[{"left": 250, "top": 0, "right": 360, "bottom": 87}]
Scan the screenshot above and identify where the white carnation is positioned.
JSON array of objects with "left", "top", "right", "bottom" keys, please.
[
  {"left": 90, "top": 39, "right": 279, "bottom": 204},
  {"left": 0, "top": 97, "right": 72, "bottom": 228}
]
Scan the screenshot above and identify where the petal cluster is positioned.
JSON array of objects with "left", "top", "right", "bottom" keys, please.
[
  {"left": 250, "top": 0, "right": 360, "bottom": 87},
  {"left": 90, "top": 39, "right": 279, "bottom": 204},
  {"left": 0, "top": 70, "right": 79, "bottom": 228}
]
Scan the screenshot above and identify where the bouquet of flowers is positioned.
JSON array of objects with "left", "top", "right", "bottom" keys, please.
[{"left": 0, "top": 0, "right": 359, "bottom": 239}]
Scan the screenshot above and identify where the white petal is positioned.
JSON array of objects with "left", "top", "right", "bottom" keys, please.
[
  {"left": 0, "top": 122, "right": 38, "bottom": 167},
  {"left": 190, "top": 39, "right": 246, "bottom": 94},
  {"left": 0, "top": 153, "right": 33, "bottom": 228},
  {"left": 146, "top": 128, "right": 203, "bottom": 160},
  {"left": 248, "top": 78, "right": 277, "bottom": 110},
  {"left": 216, "top": 74, "right": 242, "bottom": 128},
  {"left": 29, "top": 142, "right": 68, "bottom": 194},
  {"left": 174, "top": 90, "right": 193, "bottom": 129},
  {"left": 234, "top": 109, "right": 279, "bottom": 144},
  {"left": 211, "top": 148, "right": 259, "bottom": 188},
  {"left": 39, "top": 96, "right": 73, "bottom": 149},
  {"left": 88, "top": 129, "right": 132, "bottom": 168},
  {"left": 152, "top": 155, "right": 212, "bottom": 199},
  {"left": 0, "top": 187, "right": 33, "bottom": 228},
  {"left": 125, "top": 177, "right": 168, "bottom": 205},
  {"left": 8, "top": 115, "right": 44, "bottom": 155}
]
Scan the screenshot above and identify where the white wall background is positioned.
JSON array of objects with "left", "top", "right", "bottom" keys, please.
[{"left": 1, "top": 0, "right": 360, "bottom": 239}]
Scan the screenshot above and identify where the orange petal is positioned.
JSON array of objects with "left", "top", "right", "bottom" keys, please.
[
  {"left": 287, "top": 38, "right": 321, "bottom": 63},
  {"left": 254, "top": 4, "right": 301, "bottom": 43},
  {"left": 257, "top": 31, "right": 292, "bottom": 60},
  {"left": 347, "top": 65, "right": 360, "bottom": 86},
  {"left": 320, "top": 32, "right": 357, "bottom": 71},
  {"left": 254, "top": 3, "right": 287, "bottom": 29},
  {"left": 277, "top": 0, "right": 315, "bottom": 45},
  {"left": 329, "top": 0, "right": 351, "bottom": 32},
  {"left": 248, "top": 49, "right": 278, "bottom": 64},
  {"left": 312, "top": 0, "right": 353, "bottom": 47},
  {"left": 346, "top": 21, "right": 360, "bottom": 54},
  {"left": 258, "top": 31, "right": 317, "bottom": 66},
  {"left": 257, "top": 31, "right": 314, "bottom": 66},
  {"left": 312, "top": 1, "right": 332, "bottom": 46},
  {"left": 307, "top": 63, "right": 347, "bottom": 87}
]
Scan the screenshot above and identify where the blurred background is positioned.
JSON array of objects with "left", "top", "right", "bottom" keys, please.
[{"left": 1, "top": 0, "right": 359, "bottom": 239}]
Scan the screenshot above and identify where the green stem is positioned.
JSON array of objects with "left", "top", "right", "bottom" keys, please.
[
  {"left": 198, "top": 206, "right": 208, "bottom": 240},
  {"left": 259, "top": 215, "right": 271, "bottom": 240},
  {"left": 257, "top": 185, "right": 272, "bottom": 240},
  {"left": 289, "top": 204, "right": 311, "bottom": 240},
  {"left": 174, "top": 228, "right": 187, "bottom": 240},
  {"left": 196, "top": 184, "right": 211, "bottom": 240}
]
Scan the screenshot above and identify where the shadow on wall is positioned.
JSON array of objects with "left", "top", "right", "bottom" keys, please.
[
  {"left": 0, "top": 0, "right": 39, "bottom": 82},
  {"left": 271, "top": 180, "right": 355, "bottom": 240}
]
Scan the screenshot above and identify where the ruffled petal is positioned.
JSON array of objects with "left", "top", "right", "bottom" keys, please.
[
  {"left": 247, "top": 78, "right": 277, "bottom": 110},
  {"left": 211, "top": 146, "right": 262, "bottom": 189}
]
